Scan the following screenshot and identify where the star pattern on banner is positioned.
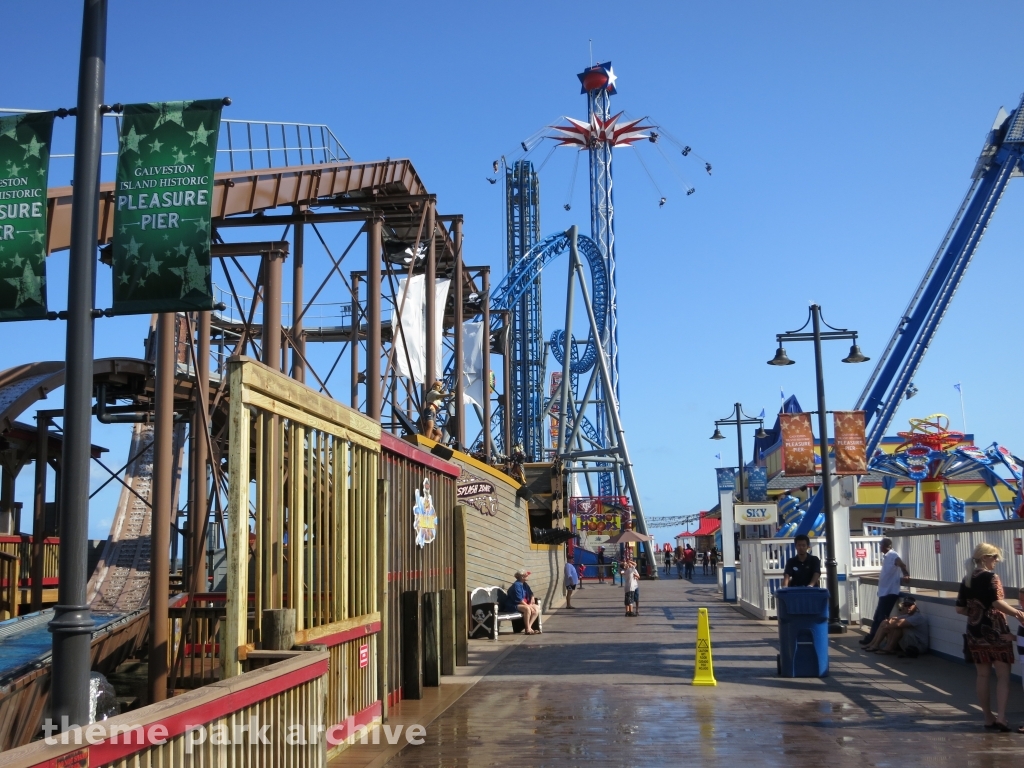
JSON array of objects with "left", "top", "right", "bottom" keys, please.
[
  {"left": 192, "top": 216, "right": 210, "bottom": 233},
  {"left": 28, "top": 230, "right": 44, "bottom": 245},
  {"left": 5, "top": 263, "right": 43, "bottom": 307},
  {"left": 152, "top": 101, "right": 189, "bottom": 129},
  {"left": 123, "top": 235, "right": 142, "bottom": 261},
  {"left": 0, "top": 115, "right": 22, "bottom": 142},
  {"left": 6, "top": 161, "right": 22, "bottom": 177},
  {"left": 20, "top": 135, "right": 44, "bottom": 159},
  {"left": 120, "top": 125, "right": 147, "bottom": 154},
  {"left": 174, "top": 241, "right": 188, "bottom": 258},
  {"left": 11, "top": 255, "right": 22, "bottom": 268},
  {"left": 149, "top": 138, "right": 164, "bottom": 154},
  {"left": 145, "top": 253, "right": 162, "bottom": 276},
  {"left": 169, "top": 250, "right": 211, "bottom": 298},
  {"left": 171, "top": 148, "right": 188, "bottom": 164},
  {"left": 188, "top": 122, "right": 216, "bottom": 147}
]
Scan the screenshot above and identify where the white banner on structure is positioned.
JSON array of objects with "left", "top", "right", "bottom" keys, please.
[
  {"left": 392, "top": 275, "right": 451, "bottom": 383},
  {"left": 462, "top": 320, "right": 485, "bottom": 409},
  {"left": 431, "top": 278, "right": 450, "bottom": 381}
]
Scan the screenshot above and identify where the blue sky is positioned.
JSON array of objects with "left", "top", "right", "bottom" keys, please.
[{"left": 4, "top": 1, "right": 1024, "bottom": 542}]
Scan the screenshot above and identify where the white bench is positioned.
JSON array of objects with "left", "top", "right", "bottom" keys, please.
[{"left": 470, "top": 586, "right": 543, "bottom": 640}]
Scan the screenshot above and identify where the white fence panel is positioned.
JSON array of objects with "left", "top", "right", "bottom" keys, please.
[
  {"left": 890, "top": 520, "right": 1024, "bottom": 588},
  {"left": 738, "top": 536, "right": 882, "bottom": 619}
]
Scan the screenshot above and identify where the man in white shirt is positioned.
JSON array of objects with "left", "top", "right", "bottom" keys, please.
[
  {"left": 860, "top": 537, "right": 910, "bottom": 647},
  {"left": 564, "top": 559, "right": 580, "bottom": 609}
]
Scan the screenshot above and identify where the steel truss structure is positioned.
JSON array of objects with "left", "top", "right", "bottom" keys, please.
[{"left": 505, "top": 160, "right": 545, "bottom": 461}]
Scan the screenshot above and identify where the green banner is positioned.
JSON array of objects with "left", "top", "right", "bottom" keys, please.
[
  {"left": 0, "top": 111, "right": 53, "bottom": 321},
  {"left": 111, "top": 100, "right": 222, "bottom": 314}
]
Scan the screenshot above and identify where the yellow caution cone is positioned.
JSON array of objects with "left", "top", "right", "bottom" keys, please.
[{"left": 692, "top": 607, "right": 717, "bottom": 686}]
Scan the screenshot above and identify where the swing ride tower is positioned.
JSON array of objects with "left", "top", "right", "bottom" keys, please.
[{"left": 550, "top": 64, "right": 651, "bottom": 458}]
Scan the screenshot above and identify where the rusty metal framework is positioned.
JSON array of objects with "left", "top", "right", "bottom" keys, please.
[{"left": 18, "top": 136, "right": 504, "bottom": 702}]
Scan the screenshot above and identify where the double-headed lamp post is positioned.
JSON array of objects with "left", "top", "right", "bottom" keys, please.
[
  {"left": 768, "top": 304, "right": 869, "bottom": 634},
  {"left": 710, "top": 403, "right": 768, "bottom": 504}
]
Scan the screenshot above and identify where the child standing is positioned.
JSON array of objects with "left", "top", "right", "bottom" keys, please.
[
  {"left": 623, "top": 558, "right": 640, "bottom": 617},
  {"left": 576, "top": 561, "right": 586, "bottom": 590}
]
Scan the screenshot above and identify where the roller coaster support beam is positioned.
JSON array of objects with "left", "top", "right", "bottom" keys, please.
[
  {"left": 424, "top": 202, "right": 436, "bottom": 405},
  {"left": 150, "top": 314, "right": 175, "bottom": 703},
  {"left": 453, "top": 218, "right": 465, "bottom": 448},
  {"left": 566, "top": 227, "right": 654, "bottom": 578},
  {"left": 367, "top": 219, "right": 382, "bottom": 420},
  {"left": 482, "top": 269, "right": 491, "bottom": 462},
  {"left": 51, "top": 0, "right": 105, "bottom": 731},
  {"left": 292, "top": 217, "right": 305, "bottom": 383},
  {"left": 557, "top": 246, "right": 576, "bottom": 455},
  {"left": 190, "top": 310, "right": 210, "bottom": 592}
]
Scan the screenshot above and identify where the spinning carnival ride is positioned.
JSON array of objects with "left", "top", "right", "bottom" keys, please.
[{"left": 867, "top": 415, "right": 1023, "bottom": 522}]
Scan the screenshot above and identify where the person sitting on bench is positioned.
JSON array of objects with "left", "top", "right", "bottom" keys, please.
[{"left": 504, "top": 569, "right": 541, "bottom": 634}]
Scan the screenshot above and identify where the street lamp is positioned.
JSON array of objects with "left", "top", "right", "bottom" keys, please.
[
  {"left": 710, "top": 403, "right": 768, "bottom": 504},
  {"left": 769, "top": 304, "right": 869, "bottom": 634}
]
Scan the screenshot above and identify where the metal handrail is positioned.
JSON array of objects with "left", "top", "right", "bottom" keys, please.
[{"left": 0, "top": 109, "right": 351, "bottom": 169}]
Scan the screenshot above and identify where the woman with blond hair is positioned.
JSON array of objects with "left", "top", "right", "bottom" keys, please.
[{"left": 955, "top": 543, "right": 1024, "bottom": 731}]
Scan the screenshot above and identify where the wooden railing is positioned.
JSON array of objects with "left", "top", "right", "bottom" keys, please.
[
  {"left": 0, "top": 536, "right": 59, "bottom": 585},
  {"left": 225, "top": 358, "right": 385, "bottom": 758},
  {"left": 0, "top": 652, "right": 329, "bottom": 768},
  {"left": 0, "top": 552, "right": 18, "bottom": 620}
]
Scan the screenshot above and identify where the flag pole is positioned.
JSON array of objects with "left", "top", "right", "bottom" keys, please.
[{"left": 957, "top": 382, "right": 967, "bottom": 434}]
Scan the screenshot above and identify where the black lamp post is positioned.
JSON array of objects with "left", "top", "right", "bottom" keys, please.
[
  {"left": 768, "top": 304, "right": 869, "bottom": 634},
  {"left": 711, "top": 404, "right": 768, "bottom": 505}
]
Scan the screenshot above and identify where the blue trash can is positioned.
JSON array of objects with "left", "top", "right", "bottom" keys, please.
[{"left": 775, "top": 587, "right": 829, "bottom": 677}]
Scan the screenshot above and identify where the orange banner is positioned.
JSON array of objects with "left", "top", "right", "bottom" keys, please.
[
  {"left": 833, "top": 410, "right": 867, "bottom": 475},
  {"left": 780, "top": 412, "right": 816, "bottom": 475}
]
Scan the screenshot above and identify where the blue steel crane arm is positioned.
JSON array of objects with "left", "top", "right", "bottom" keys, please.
[{"left": 859, "top": 101, "right": 1024, "bottom": 455}]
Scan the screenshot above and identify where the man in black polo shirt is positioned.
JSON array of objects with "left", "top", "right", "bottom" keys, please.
[{"left": 782, "top": 534, "right": 822, "bottom": 588}]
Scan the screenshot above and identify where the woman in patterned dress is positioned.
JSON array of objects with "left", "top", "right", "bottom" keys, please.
[{"left": 956, "top": 543, "right": 1024, "bottom": 732}]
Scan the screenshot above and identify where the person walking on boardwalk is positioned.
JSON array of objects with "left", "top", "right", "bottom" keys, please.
[
  {"left": 683, "top": 544, "right": 696, "bottom": 579},
  {"left": 860, "top": 537, "right": 910, "bottom": 648},
  {"left": 663, "top": 547, "right": 673, "bottom": 576},
  {"left": 596, "top": 546, "right": 607, "bottom": 584},
  {"left": 563, "top": 559, "right": 580, "bottom": 609},
  {"left": 623, "top": 557, "right": 640, "bottom": 617},
  {"left": 675, "top": 544, "right": 685, "bottom": 579},
  {"left": 955, "top": 543, "right": 1024, "bottom": 732},
  {"left": 709, "top": 546, "right": 719, "bottom": 574},
  {"left": 701, "top": 548, "right": 710, "bottom": 575}
]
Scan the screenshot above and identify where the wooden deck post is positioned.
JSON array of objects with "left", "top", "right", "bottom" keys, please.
[
  {"left": 440, "top": 589, "right": 455, "bottom": 676},
  {"left": 401, "top": 590, "right": 422, "bottom": 699},
  {"left": 422, "top": 591, "right": 440, "bottom": 687},
  {"left": 377, "top": 479, "right": 389, "bottom": 719},
  {"left": 454, "top": 504, "right": 469, "bottom": 666},
  {"left": 224, "top": 361, "right": 251, "bottom": 679}
]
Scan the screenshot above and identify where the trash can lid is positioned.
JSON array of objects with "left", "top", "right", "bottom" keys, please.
[{"left": 776, "top": 587, "right": 829, "bottom": 615}]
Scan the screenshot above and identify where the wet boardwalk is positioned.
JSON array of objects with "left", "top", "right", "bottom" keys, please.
[{"left": 371, "top": 573, "right": 1023, "bottom": 767}]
